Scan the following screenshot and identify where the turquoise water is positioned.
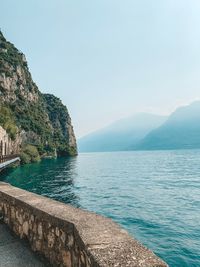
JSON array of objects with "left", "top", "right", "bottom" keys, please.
[{"left": 1, "top": 150, "right": 200, "bottom": 266}]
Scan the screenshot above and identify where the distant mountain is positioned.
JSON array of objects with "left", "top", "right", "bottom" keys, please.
[
  {"left": 78, "top": 113, "right": 167, "bottom": 152},
  {"left": 136, "top": 101, "right": 200, "bottom": 150}
]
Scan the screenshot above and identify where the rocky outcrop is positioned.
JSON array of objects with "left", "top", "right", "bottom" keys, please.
[
  {"left": 0, "top": 31, "right": 77, "bottom": 157},
  {"left": 43, "top": 94, "right": 77, "bottom": 156}
]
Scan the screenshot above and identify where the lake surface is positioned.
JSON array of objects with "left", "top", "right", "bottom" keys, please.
[{"left": 1, "top": 150, "right": 200, "bottom": 267}]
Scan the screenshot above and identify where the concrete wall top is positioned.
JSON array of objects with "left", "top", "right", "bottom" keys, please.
[{"left": 0, "top": 182, "right": 168, "bottom": 267}]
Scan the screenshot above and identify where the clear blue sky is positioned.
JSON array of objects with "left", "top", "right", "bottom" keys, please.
[{"left": 1, "top": 0, "right": 200, "bottom": 137}]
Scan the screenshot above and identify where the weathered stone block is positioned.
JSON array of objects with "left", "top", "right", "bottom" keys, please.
[
  {"left": 22, "top": 221, "right": 29, "bottom": 236},
  {"left": 37, "top": 222, "right": 43, "bottom": 239},
  {"left": 62, "top": 250, "right": 72, "bottom": 267},
  {"left": 47, "top": 232, "right": 55, "bottom": 248}
]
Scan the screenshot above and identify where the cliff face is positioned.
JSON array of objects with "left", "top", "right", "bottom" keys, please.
[
  {"left": 0, "top": 31, "right": 77, "bottom": 157},
  {"left": 43, "top": 94, "right": 77, "bottom": 156}
]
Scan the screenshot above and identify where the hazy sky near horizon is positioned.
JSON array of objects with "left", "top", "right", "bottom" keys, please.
[{"left": 1, "top": 0, "right": 200, "bottom": 137}]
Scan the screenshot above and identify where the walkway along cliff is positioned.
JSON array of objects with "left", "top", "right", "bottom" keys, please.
[{"left": 0, "top": 126, "right": 20, "bottom": 171}]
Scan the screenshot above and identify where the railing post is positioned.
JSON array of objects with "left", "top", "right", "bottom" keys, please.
[{"left": 0, "top": 154, "right": 20, "bottom": 164}]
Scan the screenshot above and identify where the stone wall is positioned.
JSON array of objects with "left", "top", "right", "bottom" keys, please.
[
  {"left": 0, "top": 183, "right": 168, "bottom": 267},
  {"left": 0, "top": 126, "right": 11, "bottom": 155},
  {"left": 0, "top": 126, "right": 20, "bottom": 155}
]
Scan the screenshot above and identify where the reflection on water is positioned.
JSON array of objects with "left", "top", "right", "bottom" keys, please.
[
  {"left": 1, "top": 157, "right": 80, "bottom": 207},
  {"left": 1, "top": 150, "right": 200, "bottom": 267}
]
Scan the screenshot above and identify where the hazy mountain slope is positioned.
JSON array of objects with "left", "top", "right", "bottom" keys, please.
[
  {"left": 136, "top": 101, "right": 200, "bottom": 150},
  {"left": 78, "top": 113, "right": 167, "bottom": 152}
]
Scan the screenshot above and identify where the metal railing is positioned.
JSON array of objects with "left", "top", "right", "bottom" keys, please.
[{"left": 0, "top": 154, "right": 20, "bottom": 164}]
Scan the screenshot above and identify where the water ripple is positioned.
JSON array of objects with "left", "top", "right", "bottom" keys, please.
[{"left": 1, "top": 150, "right": 200, "bottom": 266}]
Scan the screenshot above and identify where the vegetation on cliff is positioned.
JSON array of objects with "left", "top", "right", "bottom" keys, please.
[
  {"left": 43, "top": 94, "right": 77, "bottom": 156},
  {"left": 20, "top": 145, "right": 40, "bottom": 164},
  {"left": 0, "top": 106, "right": 18, "bottom": 140},
  {"left": 0, "top": 30, "right": 77, "bottom": 162}
]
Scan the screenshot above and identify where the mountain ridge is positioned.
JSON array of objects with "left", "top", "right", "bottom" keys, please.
[
  {"left": 79, "top": 100, "right": 200, "bottom": 153},
  {"left": 78, "top": 113, "right": 167, "bottom": 152},
  {"left": 135, "top": 101, "right": 200, "bottom": 150}
]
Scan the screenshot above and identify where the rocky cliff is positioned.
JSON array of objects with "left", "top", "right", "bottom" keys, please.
[{"left": 0, "top": 31, "right": 77, "bottom": 159}]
